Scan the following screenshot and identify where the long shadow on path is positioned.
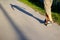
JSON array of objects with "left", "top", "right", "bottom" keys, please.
[
  {"left": 0, "top": 4, "right": 28, "bottom": 40},
  {"left": 10, "top": 4, "right": 45, "bottom": 24}
]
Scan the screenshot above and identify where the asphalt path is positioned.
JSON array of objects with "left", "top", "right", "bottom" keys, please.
[{"left": 0, "top": 0, "right": 60, "bottom": 40}]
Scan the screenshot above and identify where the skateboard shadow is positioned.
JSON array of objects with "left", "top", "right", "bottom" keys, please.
[{"left": 10, "top": 4, "right": 45, "bottom": 24}]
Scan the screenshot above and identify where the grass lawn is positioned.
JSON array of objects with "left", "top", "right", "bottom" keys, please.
[{"left": 18, "top": 0, "right": 60, "bottom": 25}]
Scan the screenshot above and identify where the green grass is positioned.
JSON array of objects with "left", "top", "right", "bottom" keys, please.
[
  {"left": 52, "top": 12, "right": 60, "bottom": 25},
  {"left": 19, "top": 0, "right": 60, "bottom": 25},
  {"left": 19, "top": 0, "right": 45, "bottom": 15}
]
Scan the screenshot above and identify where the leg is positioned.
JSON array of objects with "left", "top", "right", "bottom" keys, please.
[{"left": 44, "top": 0, "right": 53, "bottom": 25}]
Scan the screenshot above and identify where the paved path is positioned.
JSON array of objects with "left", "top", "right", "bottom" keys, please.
[{"left": 0, "top": 0, "right": 60, "bottom": 40}]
